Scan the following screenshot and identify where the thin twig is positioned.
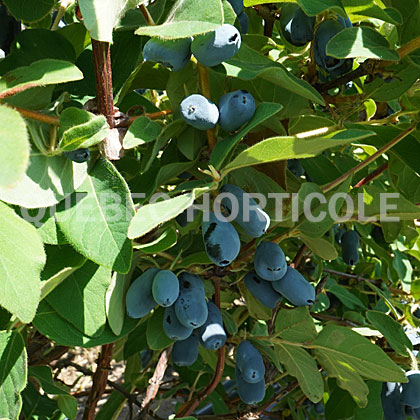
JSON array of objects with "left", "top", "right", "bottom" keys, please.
[
  {"left": 138, "top": 348, "right": 171, "bottom": 418},
  {"left": 322, "top": 124, "right": 416, "bottom": 193},
  {"left": 291, "top": 244, "right": 307, "bottom": 269},
  {"left": 68, "top": 362, "right": 142, "bottom": 408},
  {"left": 1, "top": 103, "right": 60, "bottom": 125},
  {"left": 82, "top": 343, "right": 115, "bottom": 420},
  {"left": 140, "top": 4, "right": 155, "bottom": 26},
  {"left": 353, "top": 162, "right": 388, "bottom": 188}
]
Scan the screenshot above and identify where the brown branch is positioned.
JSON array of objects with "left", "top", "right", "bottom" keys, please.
[
  {"left": 126, "top": 109, "right": 173, "bottom": 126},
  {"left": 138, "top": 347, "right": 171, "bottom": 418},
  {"left": 0, "top": 83, "right": 40, "bottom": 100},
  {"left": 353, "top": 162, "right": 388, "bottom": 188},
  {"left": 82, "top": 343, "right": 115, "bottom": 420},
  {"left": 68, "top": 362, "right": 142, "bottom": 408},
  {"left": 2, "top": 103, "right": 60, "bottom": 125},
  {"left": 30, "top": 346, "right": 69, "bottom": 366},
  {"left": 176, "top": 278, "right": 225, "bottom": 418},
  {"left": 140, "top": 4, "right": 155, "bottom": 25},
  {"left": 322, "top": 124, "right": 416, "bottom": 193},
  {"left": 291, "top": 244, "right": 307, "bottom": 270},
  {"left": 92, "top": 40, "right": 114, "bottom": 128}
]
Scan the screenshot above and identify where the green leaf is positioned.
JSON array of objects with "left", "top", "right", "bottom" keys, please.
[
  {"left": 243, "top": 0, "right": 346, "bottom": 17},
  {"left": 392, "top": 249, "right": 412, "bottom": 293},
  {"left": 56, "top": 158, "right": 134, "bottom": 274},
  {"left": 57, "top": 394, "right": 78, "bottom": 420},
  {"left": 237, "top": 281, "right": 272, "bottom": 321},
  {"left": 0, "top": 59, "right": 83, "bottom": 98},
  {"left": 343, "top": 1, "right": 403, "bottom": 25},
  {"left": 275, "top": 307, "right": 317, "bottom": 343},
  {"left": 349, "top": 185, "right": 420, "bottom": 221},
  {"left": 354, "top": 381, "right": 383, "bottom": 420},
  {"left": 40, "top": 245, "right": 87, "bottom": 300},
  {"left": 312, "top": 325, "right": 406, "bottom": 405},
  {"left": 128, "top": 192, "right": 196, "bottom": 239},
  {"left": 28, "top": 366, "right": 69, "bottom": 395},
  {"left": 0, "top": 331, "right": 27, "bottom": 420},
  {"left": 123, "top": 116, "right": 163, "bottom": 149},
  {"left": 223, "top": 130, "right": 372, "bottom": 174},
  {"left": 222, "top": 44, "right": 325, "bottom": 105},
  {"left": 106, "top": 271, "right": 132, "bottom": 336},
  {"left": 57, "top": 108, "right": 110, "bottom": 151},
  {"left": 326, "top": 27, "right": 400, "bottom": 61},
  {"left": 45, "top": 261, "right": 112, "bottom": 337},
  {"left": 33, "top": 300, "right": 139, "bottom": 347},
  {"left": 366, "top": 310, "right": 413, "bottom": 356},
  {"left": 147, "top": 307, "right": 174, "bottom": 350},
  {"left": 325, "top": 278, "right": 367, "bottom": 311},
  {"left": 134, "top": 227, "right": 178, "bottom": 253},
  {"left": 209, "top": 102, "right": 283, "bottom": 169},
  {"left": 0, "top": 202, "right": 46, "bottom": 323},
  {"left": 0, "top": 152, "right": 89, "bottom": 209},
  {"left": 78, "top": 0, "right": 137, "bottom": 42},
  {"left": 276, "top": 344, "right": 324, "bottom": 403},
  {"left": 3, "top": 0, "right": 54, "bottom": 22},
  {"left": 302, "top": 236, "right": 338, "bottom": 260},
  {"left": 135, "top": 0, "right": 224, "bottom": 39},
  {"left": 0, "top": 105, "right": 29, "bottom": 188}
]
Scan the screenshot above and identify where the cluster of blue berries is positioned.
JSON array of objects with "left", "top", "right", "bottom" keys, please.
[
  {"left": 279, "top": 4, "right": 354, "bottom": 77},
  {"left": 125, "top": 269, "right": 227, "bottom": 366},
  {"left": 180, "top": 90, "right": 256, "bottom": 132},
  {"left": 201, "top": 184, "right": 316, "bottom": 308}
]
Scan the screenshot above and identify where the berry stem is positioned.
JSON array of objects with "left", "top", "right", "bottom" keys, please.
[
  {"left": 197, "top": 63, "right": 217, "bottom": 151},
  {"left": 140, "top": 4, "right": 156, "bottom": 25},
  {"left": 353, "top": 162, "right": 388, "bottom": 188}
]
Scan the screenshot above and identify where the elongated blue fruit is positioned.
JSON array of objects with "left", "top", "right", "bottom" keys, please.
[
  {"left": 237, "top": 12, "right": 249, "bottom": 34},
  {"left": 254, "top": 241, "right": 287, "bottom": 281},
  {"left": 235, "top": 365, "right": 266, "bottom": 404},
  {"left": 180, "top": 94, "right": 219, "bottom": 130},
  {"left": 287, "top": 159, "right": 304, "bottom": 177},
  {"left": 202, "top": 212, "right": 241, "bottom": 266},
  {"left": 335, "top": 227, "right": 345, "bottom": 245},
  {"left": 401, "top": 370, "right": 420, "bottom": 408},
  {"left": 227, "top": 0, "right": 244, "bottom": 15},
  {"left": 175, "top": 272, "right": 208, "bottom": 328},
  {"left": 0, "top": 6, "right": 20, "bottom": 55},
  {"left": 236, "top": 340, "right": 265, "bottom": 384},
  {"left": 244, "top": 271, "right": 283, "bottom": 309},
  {"left": 341, "top": 230, "right": 359, "bottom": 265},
  {"left": 381, "top": 382, "right": 406, "bottom": 420},
  {"left": 152, "top": 270, "right": 180, "bottom": 307},
  {"left": 280, "top": 3, "right": 315, "bottom": 46},
  {"left": 126, "top": 268, "right": 160, "bottom": 318},
  {"left": 142, "top": 37, "right": 192, "bottom": 71},
  {"left": 220, "top": 184, "right": 270, "bottom": 238},
  {"left": 218, "top": 90, "right": 256, "bottom": 132},
  {"left": 63, "top": 148, "right": 90, "bottom": 163},
  {"left": 191, "top": 24, "right": 241, "bottom": 67},
  {"left": 163, "top": 305, "right": 193, "bottom": 341},
  {"left": 313, "top": 19, "right": 353, "bottom": 76},
  {"left": 271, "top": 266, "right": 316, "bottom": 306},
  {"left": 172, "top": 333, "right": 200, "bottom": 366},
  {"left": 199, "top": 301, "right": 227, "bottom": 350}
]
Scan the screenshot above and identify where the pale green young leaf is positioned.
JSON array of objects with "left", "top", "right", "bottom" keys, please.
[
  {"left": 0, "top": 202, "right": 45, "bottom": 323},
  {"left": 0, "top": 105, "right": 29, "bottom": 189}
]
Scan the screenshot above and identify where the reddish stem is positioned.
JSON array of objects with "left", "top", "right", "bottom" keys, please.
[{"left": 353, "top": 162, "right": 388, "bottom": 188}]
